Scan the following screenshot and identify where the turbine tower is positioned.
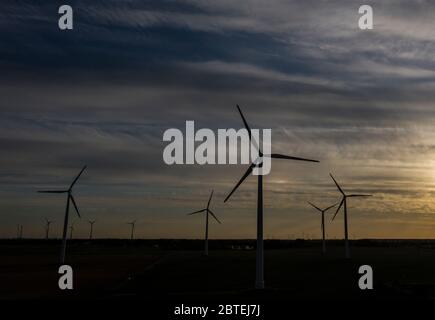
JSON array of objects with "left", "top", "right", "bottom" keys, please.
[
  {"left": 69, "top": 223, "right": 74, "bottom": 240},
  {"left": 45, "top": 218, "right": 54, "bottom": 240},
  {"left": 307, "top": 201, "right": 337, "bottom": 255},
  {"left": 225, "top": 105, "right": 319, "bottom": 289},
  {"left": 38, "top": 166, "right": 86, "bottom": 264},
  {"left": 88, "top": 220, "right": 96, "bottom": 240},
  {"left": 187, "top": 190, "right": 221, "bottom": 256},
  {"left": 128, "top": 221, "right": 136, "bottom": 240},
  {"left": 17, "top": 224, "right": 23, "bottom": 239},
  {"left": 330, "top": 173, "right": 372, "bottom": 259}
]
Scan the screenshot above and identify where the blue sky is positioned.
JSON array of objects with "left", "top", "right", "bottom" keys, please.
[{"left": 2, "top": 1, "right": 435, "bottom": 239}]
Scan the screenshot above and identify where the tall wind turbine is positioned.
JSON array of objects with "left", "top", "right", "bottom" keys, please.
[
  {"left": 330, "top": 173, "right": 372, "bottom": 259},
  {"left": 45, "top": 218, "right": 54, "bottom": 240},
  {"left": 307, "top": 201, "right": 337, "bottom": 255},
  {"left": 224, "top": 105, "right": 319, "bottom": 289},
  {"left": 38, "top": 166, "right": 86, "bottom": 264},
  {"left": 187, "top": 190, "right": 221, "bottom": 256},
  {"left": 88, "top": 220, "right": 96, "bottom": 240},
  {"left": 128, "top": 221, "right": 136, "bottom": 240}
]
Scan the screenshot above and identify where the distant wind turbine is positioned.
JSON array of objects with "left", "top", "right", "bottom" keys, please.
[
  {"left": 187, "top": 190, "right": 221, "bottom": 256},
  {"left": 307, "top": 201, "right": 337, "bottom": 255},
  {"left": 224, "top": 105, "right": 319, "bottom": 289},
  {"left": 38, "top": 166, "right": 86, "bottom": 264},
  {"left": 69, "top": 223, "right": 74, "bottom": 240},
  {"left": 45, "top": 218, "right": 54, "bottom": 240},
  {"left": 330, "top": 173, "right": 372, "bottom": 259},
  {"left": 128, "top": 221, "right": 136, "bottom": 240},
  {"left": 88, "top": 220, "right": 96, "bottom": 240}
]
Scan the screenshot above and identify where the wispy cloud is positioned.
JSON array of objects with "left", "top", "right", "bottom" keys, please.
[{"left": 1, "top": 1, "right": 435, "bottom": 238}]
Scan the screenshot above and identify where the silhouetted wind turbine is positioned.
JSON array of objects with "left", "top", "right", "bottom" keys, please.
[
  {"left": 69, "top": 223, "right": 74, "bottom": 240},
  {"left": 307, "top": 201, "right": 337, "bottom": 255},
  {"left": 38, "top": 166, "right": 86, "bottom": 264},
  {"left": 128, "top": 221, "right": 136, "bottom": 240},
  {"left": 330, "top": 173, "right": 372, "bottom": 259},
  {"left": 16, "top": 224, "right": 23, "bottom": 239},
  {"left": 224, "top": 105, "right": 319, "bottom": 289},
  {"left": 45, "top": 218, "right": 54, "bottom": 240},
  {"left": 88, "top": 220, "right": 96, "bottom": 240},
  {"left": 187, "top": 190, "right": 221, "bottom": 256}
]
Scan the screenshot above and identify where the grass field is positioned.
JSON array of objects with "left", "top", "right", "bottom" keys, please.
[{"left": 1, "top": 239, "right": 435, "bottom": 300}]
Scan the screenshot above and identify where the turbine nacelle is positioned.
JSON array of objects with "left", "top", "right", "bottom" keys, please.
[
  {"left": 38, "top": 166, "right": 86, "bottom": 219},
  {"left": 187, "top": 190, "right": 221, "bottom": 224},
  {"left": 330, "top": 173, "right": 372, "bottom": 221},
  {"left": 307, "top": 201, "right": 338, "bottom": 214},
  {"left": 225, "top": 105, "right": 319, "bottom": 203}
]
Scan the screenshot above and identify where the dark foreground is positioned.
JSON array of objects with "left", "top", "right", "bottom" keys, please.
[{"left": 1, "top": 239, "right": 435, "bottom": 300}]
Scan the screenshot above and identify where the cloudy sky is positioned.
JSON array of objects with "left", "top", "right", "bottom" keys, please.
[{"left": 2, "top": 0, "right": 435, "bottom": 239}]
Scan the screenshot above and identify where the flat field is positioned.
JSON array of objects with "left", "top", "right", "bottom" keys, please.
[{"left": 1, "top": 239, "right": 434, "bottom": 300}]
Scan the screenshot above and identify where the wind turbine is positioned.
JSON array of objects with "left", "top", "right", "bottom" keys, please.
[
  {"left": 88, "top": 220, "right": 96, "bottom": 240},
  {"left": 224, "top": 105, "right": 319, "bottom": 289},
  {"left": 38, "top": 166, "right": 86, "bottom": 264},
  {"left": 45, "top": 218, "right": 54, "bottom": 240},
  {"left": 187, "top": 190, "right": 221, "bottom": 256},
  {"left": 69, "top": 223, "right": 74, "bottom": 240},
  {"left": 330, "top": 173, "right": 372, "bottom": 259},
  {"left": 307, "top": 201, "right": 337, "bottom": 255},
  {"left": 128, "top": 221, "right": 136, "bottom": 240}
]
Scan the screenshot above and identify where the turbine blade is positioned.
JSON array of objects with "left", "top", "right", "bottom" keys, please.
[
  {"left": 208, "top": 209, "right": 222, "bottom": 224},
  {"left": 269, "top": 154, "right": 319, "bottom": 163},
  {"left": 348, "top": 194, "right": 372, "bottom": 197},
  {"left": 187, "top": 209, "right": 206, "bottom": 215},
  {"left": 224, "top": 162, "right": 255, "bottom": 202},
  {"left": 332, "top": 199, "right": 344, "bottom": 221},
  {"left": 38, "top": 190, "right": 68, "bottom": 193},
  {"left": 330, "top": 173, "right": 345, "bottom": 195},
  {"left": 236, "top": 105, "right": 260, "bottom": 154},
  {"left": 324, "top": 202, "right": 339, "bottom": 212},
  {"left": 307, "top": 201, "right": 322, "bottom": 212},
  {"left": 69, "top": 165, "right": 87, "bottom": 190},
  {"left": 207, "top": 190, "right": 214, "bottom": 209},
  {"left": 69, "top": 195, "right": 81, "bottom": 218}
]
